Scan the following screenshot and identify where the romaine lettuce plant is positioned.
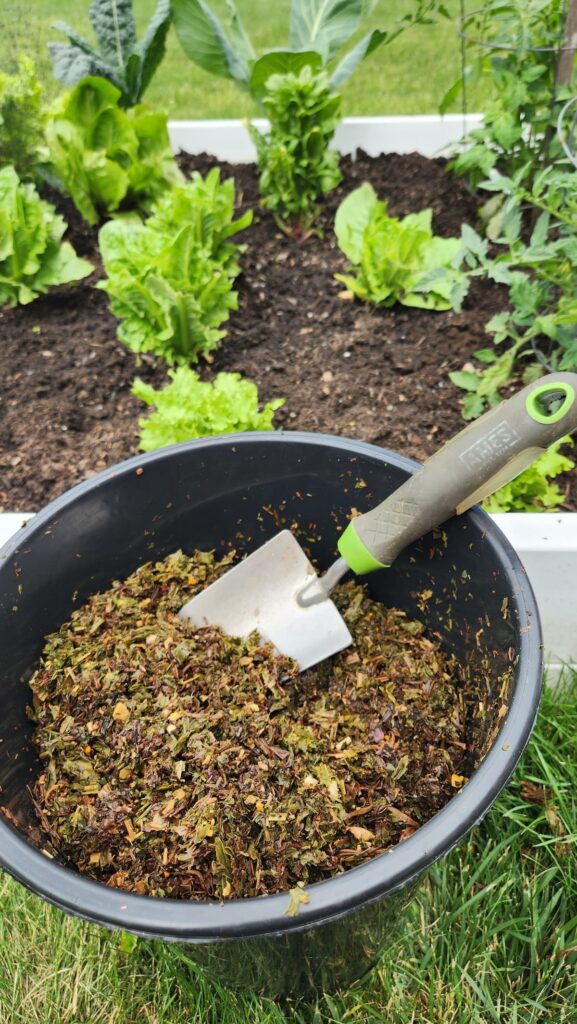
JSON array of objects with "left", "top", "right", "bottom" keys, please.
[
  {"left": 133, "top": 367, "right": 284, "bottom": 451},
  {"left": 249, "top": 66, "right": 341, "bottom": 234},
  {"left": 49, "top": 0, "right": 171, "bottom": 108},
  {"left": 0, "top": 56, "right": 45, "bottom": 182},
  {"left": 334, "top": 183, "right": 467, "bottom": 310},
  {"left": 483, "top": 437, "right": 574, "bottom": 513},
  {"left": 0, "top": 166, "right": 93, "bottom": 307},
  {"left": 45, "top": 76, "right": 182, "bottom": 226},
  {"left": 146, "top": 167, "right": 252, "bottom": 269},
  {"left": 99, "top": 170, "right": 251, "bottom": 364}
]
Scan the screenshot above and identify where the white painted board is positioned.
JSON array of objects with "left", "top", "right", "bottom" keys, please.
[{"left": 168, "top": 114, "right": 484, "bottom": 162}]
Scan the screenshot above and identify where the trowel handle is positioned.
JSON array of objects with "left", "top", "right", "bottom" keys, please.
[{"left": 337, "top": 373, "right": 577, "bottom": 574}]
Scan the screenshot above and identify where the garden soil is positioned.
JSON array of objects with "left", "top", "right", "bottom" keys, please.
[{"left": 1, "top": 151, "right": 575, "bottom": 512}]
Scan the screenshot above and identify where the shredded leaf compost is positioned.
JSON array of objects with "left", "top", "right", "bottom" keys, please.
[{"left": 29, "top": 549, "right": 468, "bottom": 900}]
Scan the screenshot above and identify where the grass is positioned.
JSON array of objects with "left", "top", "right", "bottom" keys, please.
[
  {"left": 1, "top": 670, "right": 575, "bottom": 1023},
  {"left": 0, "top": 0, "right": 490, "bottom": 118}
]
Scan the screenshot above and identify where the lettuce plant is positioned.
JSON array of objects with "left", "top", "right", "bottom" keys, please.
[
  {"left": 249, "top": 66, "right": 341, "bottom": 234},
  {"left": 0, "top": 166, "right": 93, "bottom": 307},
  {"left": 334, "top": 183, "right": 467, "bottom": 310},
  {"left": 45, "top": 76, "right": 182, "bottom": 225},
  {"left": 133, "top": 368, "right": 284, "bottom": 451},
  {"left": 483, "top": 438, "right": 574, "bottom": 513},
  {"left": 99, "top": 170, "right": 251, "bottom": 364},
  {"left": 0, "top": 56, "right": 45, "bottom": 182},
  {"left": 49, "top": 0, "right": 171, "bottom": 108}
]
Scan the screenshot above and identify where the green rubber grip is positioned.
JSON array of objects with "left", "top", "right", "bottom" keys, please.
[{"left": 338, "top": 372, "right": 577, "bottom": 574}]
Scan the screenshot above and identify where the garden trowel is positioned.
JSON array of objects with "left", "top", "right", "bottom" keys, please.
[{"left": 180, "top": 373, "right": 577, "bottom": 671}]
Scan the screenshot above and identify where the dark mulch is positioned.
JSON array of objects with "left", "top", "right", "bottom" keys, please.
[{"left": 1, "top": 151, "right": 575, "bottom": 511}]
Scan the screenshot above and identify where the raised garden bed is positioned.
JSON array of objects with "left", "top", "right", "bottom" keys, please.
[
  {"left": 1, "top": 116, "right": 576, "bottom": 675},
  {"left": 2, "top": 143, "right": 576, "bottom": 513}
]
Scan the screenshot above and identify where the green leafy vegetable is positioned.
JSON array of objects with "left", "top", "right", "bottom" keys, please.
[
  {"left": 132, "top": 367, "right": 284, "bottom": 450},
  {"left": 483, "top": 438, "right": 574, "bottom": 513},
  {"left": 450, "top": 170, "right": 577, "bottom": 419},
  {"left": 0, "top": 56, "right": 45, "bottom": 182},
  {"left": 45, "top": 76, "right": 182, "bottom": 226},
  {"left": 0, "top": 165, "right": 93, "bottom": 307},
  {"left": 49, "top": 0, "right": 171, "bottom": 107},
  {"left": 249, "top": 66, "right": 341, "bottom": 233},
  {"left": 99, "top": 169, "right": 251, "bottom": 363},
  {"left": 172, "top": 0, "right": 446, "bottom": 97},
  {"left": 146, "top": 167, "right": 252, "bottom": 267},
  {"left": 334, "top": 183, "right": 467, "bottom": 310},
  {"left": 447, "top": 0, "right": 574, "bottom": 189}
]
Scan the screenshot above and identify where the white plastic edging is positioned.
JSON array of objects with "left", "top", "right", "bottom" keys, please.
[
  {"left": 1, "top": 512, "right": 574, "bottom": 678},
  {"left": 168, "top": 114, "right": 484, "bottom": 162}
]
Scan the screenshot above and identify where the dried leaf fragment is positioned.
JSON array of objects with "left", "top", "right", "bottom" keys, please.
[
  {"left": 348, "top": 825, "right": 375, "bottom": 842},
  {"left": 284, "top": 883, "right": 310, "bottom": 917},
  {"left": 112, "top": 702, "right": 130, "bottom": 724}
]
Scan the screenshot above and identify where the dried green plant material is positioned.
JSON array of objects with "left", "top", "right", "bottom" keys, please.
[{"left": 29, "top": 549, "right": 467, "bottom": 901}]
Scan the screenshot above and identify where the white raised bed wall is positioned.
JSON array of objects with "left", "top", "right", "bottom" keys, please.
[
  {"left": 0, "top": 513, "right": 574, "bottom": 677},
  {"left": 168, "top": 113, "right": 484, "bottom": 163}
]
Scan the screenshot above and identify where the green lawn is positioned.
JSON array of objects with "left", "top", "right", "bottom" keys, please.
[
  {"left": 1, "top": 0, "right": 489, "bottom": 118},
  {"left": 1, "top": 671, "right": 576, "bottom": 1024}
]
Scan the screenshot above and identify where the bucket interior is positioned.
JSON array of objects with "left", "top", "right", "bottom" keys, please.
[{"left": 0, "top": 437, "right": 530, "bottom": 865}]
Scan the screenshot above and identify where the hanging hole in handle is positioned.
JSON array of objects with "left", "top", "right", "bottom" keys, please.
[{"left": 526, "top": 383, "right": 575, "bottom": 424}]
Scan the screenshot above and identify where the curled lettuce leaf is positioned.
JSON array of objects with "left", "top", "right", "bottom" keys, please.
[
  {"left": 0, "top": 166, "right": 92, "bottom": 307},
  {"left": 133, "top": 367, "right": 284, "bottom": 451}
]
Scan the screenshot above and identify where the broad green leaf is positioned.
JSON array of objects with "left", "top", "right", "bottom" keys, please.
[
  {"left": 224, "top": 0, "right": 254, "bottom": 65},
  {"left": 449, "top": 370, "right": 482, "bottom": 392},
  {"left": 490, "top": 110, "right": 522, "bottom": 149},
  {"left": 420, "top": 235, "right": 461, "bottom": 270},
  {"left": 485, "top": 310, "right": 511, "bottom": 339},
  {"left": 439, "top": 76, "right": 463, "bottom": 115},
  {"left": 334, "top": 182, "right": 377, "bottom": 262},
  {"left": 460, "top": 222, "right": 488, "bottom": 261},
  {"left": 249, "top": 50, "right": 322, "bottom": 97},
  {"left": 479, "top": 170, "right": 515, "bottom": 193},
  {"left": 123, "top": 52, "right": 143, "bottom": 106},
  {"left": 289, "top": 0, "right": 363, "bottom": 62},
  {"left": 47, "top": 43, "right": 112, "bottom": 87},
  {"left": 474, "top": 347, "right": 497, "bottom": 363},
  {"left": 51, "top": 20, "right": 102, "bottom": 59},
  {"left": 89, "top": 0, "right": 137, "bottom": 66},
  {"left": 172, "top": 0, "right": 250, "bottom": 85},
  {"left": 330, "top": 28, "right": 386, "bottom": 89},
  {"left": 500, "top": 202, "right": 521, "bottom": 245},
  {"left": 529, "top": 210, "right": 550, "bottom": 248},
  {"left": 64, "top": 75, "right": 122, "bottom": 123},
  {"left": 137, "top": 0, "right": 172, "bottom": 99}
]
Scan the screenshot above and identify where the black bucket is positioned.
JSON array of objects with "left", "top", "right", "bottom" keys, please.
[{"left": 0, "top": 433, "right": 543, "bottom": 999}]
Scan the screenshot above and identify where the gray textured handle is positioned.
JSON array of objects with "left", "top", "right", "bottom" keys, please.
[{"left": 353, "top": 372, "right": 577, "bottom": 567}]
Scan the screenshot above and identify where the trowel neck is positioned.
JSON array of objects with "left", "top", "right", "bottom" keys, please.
[{"left": 320, "top": 556, "right": 349, "bottom": 596}]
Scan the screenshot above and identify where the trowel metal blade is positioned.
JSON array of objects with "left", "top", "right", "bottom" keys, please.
[{"left": 179, "top": 530, "right": 352, "bottom": 672}]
